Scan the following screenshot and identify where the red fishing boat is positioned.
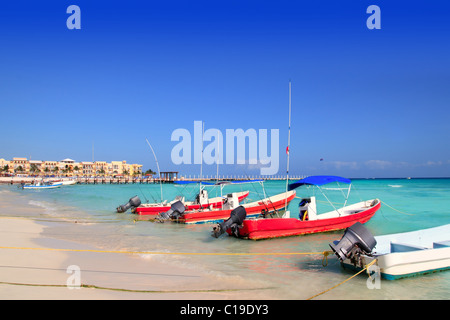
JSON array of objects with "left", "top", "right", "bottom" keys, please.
[
  {"left": 158, "top": 190, "right": 296, "bottom": 224},
  {"left": 133, "top": 190, "right": 249, "bottom": 217},
  {"left": 175, "top": 190, "right": 296, "bottom": 224},
  {"left": 127, "top": 179, "right": 263, "bottom": 216},
  {"left": 212, "top": 176, "right": 380, "bottom": 240}
]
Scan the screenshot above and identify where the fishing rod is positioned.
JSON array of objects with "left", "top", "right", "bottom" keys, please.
[
  {"left": 243, "top": 171, "right": 279, "bottom": 217},
  {"left": 145, "top": 138, "right": 163, "bottom": 203},
  {"left": 137, "top": 180, "right": 160, "bottom": 204},
  {"left": 135, "top": 181, "right": 150, "bottom": 203}
]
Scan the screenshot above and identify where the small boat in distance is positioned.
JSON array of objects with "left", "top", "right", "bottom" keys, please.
[
  {"left": 330, "top": 223, "right": 450, "bottom": 280},
  {"left": 212, "top": 175, "right": 380, "bottom": 240},
  {"left": 49, "top": 178, "right": 77, "bottom": 185},
  {"left": 22, "top": 180, "right": 63, "bottom": 189}
]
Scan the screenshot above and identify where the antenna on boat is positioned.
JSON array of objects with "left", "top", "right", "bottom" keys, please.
[
  {"left": 145, "top": 138, "right": 163, "bottom": 202},
  {"left": 284, "top": 80, "right": 292, "bottom": 216},
  {"left": 216, "top": 128, "right": 222, "bottom": 208}
]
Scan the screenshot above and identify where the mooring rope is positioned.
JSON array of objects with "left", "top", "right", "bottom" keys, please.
[
  {"left": 295, "top": 197, "right": 415, "bottom": 216},
  {"left": 0, "top": 245, "right": 332, "bottom": 257},
  {"left": 0, "top": 245, "right": 378, "bottom": 299},
  {"left": 0, "top": 280, "right": 272, "bottom": 294},
  {"left": 380, "top": 200, "right": 415, "bottom": 215},
  {"left": 306, "top": 258, "right": 378, "bottom": 300}
]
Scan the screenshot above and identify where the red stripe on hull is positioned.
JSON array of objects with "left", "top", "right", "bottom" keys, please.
[
  {"left": 134, "top": 191, "right": 249, "bottom": 216},
  {"left": 179, "top": 192, "right": 296, "bottom": 224},
  {"left": 237, "top": 201, "right": 381, "bottom": 240}
]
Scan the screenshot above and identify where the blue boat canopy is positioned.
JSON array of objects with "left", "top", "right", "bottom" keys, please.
[{"left": 288, "top": 175, "right": 351, "bottom": 190}]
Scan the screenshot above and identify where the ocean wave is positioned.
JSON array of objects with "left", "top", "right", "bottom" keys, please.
[
  {"left": 388, "top": 185, "right": 403, "bottom": 188},
  {"left": 28, "top": 200, "right": 59, "bottom": 215}
]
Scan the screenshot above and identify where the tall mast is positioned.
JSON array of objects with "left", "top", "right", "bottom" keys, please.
[
  {"left": 199, "top": 121, "right": 204, "bottom": 194},
  {"left": 285, "top": 80, "right": 292, "bottom": 212},
  {"left": 217, "top": 128, "right": 222, "bottom": 208},
  {"left": 216, "top": 128, "right": 220, "bottom": 183}
]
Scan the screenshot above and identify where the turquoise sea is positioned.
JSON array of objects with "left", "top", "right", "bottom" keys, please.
[{"left": 1, "top": 178, "right": 449, "bottom": 299}]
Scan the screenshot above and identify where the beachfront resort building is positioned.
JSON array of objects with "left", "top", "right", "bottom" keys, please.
[{"left": 0, "top": 157, "right": 143, "bottom": 178}]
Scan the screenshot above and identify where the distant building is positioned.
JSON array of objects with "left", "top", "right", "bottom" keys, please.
[{"left": 0, "top": 157, "right": 142, "bottom": 177}]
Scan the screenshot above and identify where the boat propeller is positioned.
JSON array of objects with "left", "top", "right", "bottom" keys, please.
[
  {"left": 158, "top": 200, "right": 186, "bottom": 221},
  {"left": 329, "top": 222, "right": 377, "bottom": 262},
  {"left": 211, "top": 206, "right": 247, "bottom": 238},
  {"left": 116, "top": 196, "right": 141, "bottom": 213}
]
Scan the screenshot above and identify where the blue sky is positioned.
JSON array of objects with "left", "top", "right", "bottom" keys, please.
[{"left": 1, "top": 1, "right": 449, "bottom": 178}]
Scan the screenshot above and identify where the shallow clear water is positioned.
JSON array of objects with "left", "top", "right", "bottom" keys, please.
[{"left": 2, "top": 178, "right": 449, "bottom": 299}]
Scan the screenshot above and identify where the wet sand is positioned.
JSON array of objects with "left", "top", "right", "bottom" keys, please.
[{"left": 0, "top": 189, "right": 272, "bottom": 300}]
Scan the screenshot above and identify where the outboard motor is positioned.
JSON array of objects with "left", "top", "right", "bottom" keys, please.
[
  {"left": 329, "top": 222, "right": 377, "bottom": 263},
  {"left": 298, "top": 198, "right": 310, "bottom": 221},
  {"left": 116, "top": 196, "right": 141, "bottom": 213},
  {"left": 211, "top": 206, "right": 247, "bottom": 238},
  {"left": 158, "top": 200, "right": 186, "bottom": 221}
]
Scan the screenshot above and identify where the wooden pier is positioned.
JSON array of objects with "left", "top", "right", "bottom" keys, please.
[
  {"left": 76, "top": 177, "right": 171, "bottom": 184},
  {"left": 74, "top": 175, "right": 306, "bottom": 184},
  {"left": 1, "top": 175, "right": 306, "bottom": 185}
]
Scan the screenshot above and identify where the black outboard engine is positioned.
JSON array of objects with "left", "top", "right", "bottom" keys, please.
[
  {"left": 329, "top": 222, "right": 377, "bottom": 263},
  {"left": 158, "top": 200, "right": 186, "bottom": 221},
  {"left": 298, "top": 198, "right": 311, "bottom": 221},
  {"left": 116, "top": 196, "right": 141, "bottom": 213},
  {"left": 211, "top": 206, "right": 247, "bottom": 238}
]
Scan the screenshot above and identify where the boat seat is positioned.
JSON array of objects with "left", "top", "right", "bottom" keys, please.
[
  {"left": 390, "top": 242, "right": 427, "bottom": 253},
  {"left": 433, "top": 240, "right": 450, "bottom": 249}
]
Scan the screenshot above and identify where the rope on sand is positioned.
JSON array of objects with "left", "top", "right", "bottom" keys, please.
[
  {"left": 0, "top": 280, "right": 272, "bottom": 294},
  {"left": 1, "top": 246, "right": 375, "bottom": 299},
  {"left": 306, "top": 259, "right": 378, "bottom": 300},
  {"left": 0, "top": 245, "right": 332, "bottom": 257}
]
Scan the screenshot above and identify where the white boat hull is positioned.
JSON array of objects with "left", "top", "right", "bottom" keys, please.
[
  {"left": 342, "top": 224, "right": 450, "bottom": 280},
  {"left": 23, "top": 182, "right": 63, "bottom": 189},
  {"left": 61, "top": 180, "right": 77, "bottom": 185}
]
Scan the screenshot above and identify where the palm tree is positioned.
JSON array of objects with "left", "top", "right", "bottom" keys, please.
[{"left": 30, "top": 164, "right": 39, "bottom": 175}]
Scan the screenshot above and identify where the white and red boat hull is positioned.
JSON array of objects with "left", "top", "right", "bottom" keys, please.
[
  {"left": 230, "top": 199, "right": 381, "bottom": 240},
  {"left": 134, "top": 191, "right": 249, "bottom": 217},
  {"left": 178, "top": 191, "right": 296, "bottom": 224}
]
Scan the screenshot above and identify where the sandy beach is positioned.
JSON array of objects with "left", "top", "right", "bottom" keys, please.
[{"left": 0, "top": 188, "right": 272, "bottom": 300}]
